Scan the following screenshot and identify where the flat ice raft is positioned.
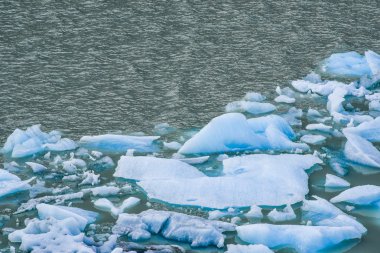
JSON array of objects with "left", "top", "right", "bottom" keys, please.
[
  {"left": 79, "top": 134, "right": 159, "bottom": 153},
  {"left": 178, "top": 113, "right": 308, "bottom": 154},
  {"left": 137, "top": 154, "right": 322, "bottom": 208},
  {"left": 237, "top": 224, "right": 362, "bottom": 253}
]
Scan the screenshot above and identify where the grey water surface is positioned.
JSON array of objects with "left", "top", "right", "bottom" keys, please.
[{"left": 1, "top": 0, "right": 380, "bottom": 252}]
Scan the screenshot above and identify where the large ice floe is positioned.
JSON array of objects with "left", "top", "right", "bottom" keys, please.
[
  {"left": 178, "top": 113, "right": 308, "bottom": 154},
  {"left": 135, "top": 154, "right": 321, "bottom": 208},
  {"left": 4, "top": 50, "right": 380, "bottom": 252},
  {"left": 1, "top": 125, "right": 77, "bottom": 158},
  {"left": 79, "top": 134, "right": 159, "bottom": 153}
]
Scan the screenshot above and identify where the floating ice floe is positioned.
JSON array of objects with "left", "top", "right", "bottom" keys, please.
[
  {"left": 0, "top": 169, "right": 33, "bottom": 199},
  {"left": 25, "top": 162, "right": 47, "bottom": 173},
  {"left": 10, "top": 204, "right": 99, "bottom": 253},
  {"left": 112, "top": 209, "right": 235, "bottom": 248},
  {"left": 111, "top": 243, "right": 185, "bottom": 253},
  {"left": 237, "top": 223, "right": 362, "bottom": 253},
  {"left": 267, "top": 204, "right": 296, "bottom": 222},
  {"left": 137, "top": 154, "right": 321, "bottom": 208},
  {"left": 274, "top": 94, "right": 295, "bottom": 104},
  {"left": 79, "top": 171, "right": 100, "bottom": 186},
  {"left": 244, "top": 205, "right": 263, "bottom": 219},
  {"left": 178, "top": 113, "right": 308, "bottom": 154},
  {"left": 94, "top": 197, "right": 140, "bottom": 217},
  {"left": 325, "top": 174, "right": 350, "bottom": 188},
  {"left": 226, "top": 244, "right": 274, "bottom": 253},
  {"left": 320, "top": 51, "right": 380, "bottom": 82},
  {"left": 163, "top": 141, "right": 182, "bottom": 150},
  {"left": 114, "top": 156, "right": 205, "bottom": 181},
  {"left": 226, "top": 100, "right": 276, "bottom": 115},
  {"left": 343, "top": 117, "right": 380, "bottom": 142},
  {"left": 9, "top": 217, "right": 95, "bottom": 253},
  {"left": 244, "top": 92, "right": 266, "bottom": 102},
  {"left": 330, "top": 185, "right": 380, "bottom": 205},
  {"left": 344, "top": 134, "right": 380, "bottom": 168},
  {"left": 302, "top": 196, "right": 366, "bottom": 234},
  {"left": 36, "top": 203, "right": 98, "bottom": 230},
  {"left": 301, "top": 134, "right": 326, "bottom": 145},
  {"left": 1, "top": 125, "right": 77, "bottom": 158},
  {"left": 79, "top": 134, "right": 159, "bottom": 153},
  {"left": 86, "top": 186, "right": 120, "bottom": 197}
]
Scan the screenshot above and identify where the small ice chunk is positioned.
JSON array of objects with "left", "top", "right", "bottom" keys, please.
[
  {"left": 88, "top": 156, "right": 115, "bottom": 171},
  {"left": 244, "top": 205, "right": 263, "bottom": 219},
  {"left": 177, "top": 156, "right": 210, "bottom": 165},
  {"left": 94, "top": 197, "right": 140, "bottom": 216},
  {"left": 226, "top": 244, "right": 274, "bottom": 253},
  {"left": 244, "top": 92, "right": 266, "bottom": 102},
  {"left": 79, "top": 134, "right": 159, "bottom": 153},
  {"left": 330, "top": 185, "right": 380, "bottom": 205},
  {"left": 300, "top": 134, "right": 326, "bottom": 145},
  {"left": 365, "top": 50, "right": 380, "bottom": 76},
  {"left": 0, "top": 170, "right": 33, "bottom": 199},
  {"left": 307, "top": 108, "right": 322, "bottom": 118},
  {"left": 91, "top": 150, "right": 103, "bottom": 158},
  {"left": 369, "top": 100, "right": 380, "bottom": 111},
  {"left": 36, "top": 203, "right": 98, "bottom": 230},
  {"left": 25, "top": 162, "right": 47, "bottom": 173},
  {"left": 226, "top": 101, "right": 276, "bottom": 115},
  {"left": 281, "top": 107, "right": 303, "bottom": 126},
  {"left": 163, "top": 141, "right": 182, "bottom": 150},
  {"left": 62, "top": 158, "right": 86, "bottom": 173},
  {"left": 267, "top": 204, "right": 296, "bottom": 222},
  {"left": 304, "top": 71, "right": 322, "bottom": 83},
  {"left": 237, "top": 223, "right": 362, "bottom": 253},
  {"left": 274, "top": 95, "right": 295, "bottom": 104},
  {"left": 89, "top": 186, "right": 120, "bottom": 197},
  {"left": 325, "top": 174, "right": 350, "bottom": 188},
  {"left": 114, "top": 156, "right": 204, "bottom": 181},
  {"left": 154, "top": 123, "right": 176, "bottom": 135},
  {"left": 79, "top": 171, "right": 100, "bottom": 186},
  {"left": 306, "top": 123, "right": 332, "bottom": 132}
]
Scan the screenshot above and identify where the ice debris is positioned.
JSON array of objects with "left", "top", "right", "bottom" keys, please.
[
  {"left": 1, "top": 125, "right": 77, "bottom": 158},
  {"left": 112, "top": 209, "right": 235, "bottom": 248}
]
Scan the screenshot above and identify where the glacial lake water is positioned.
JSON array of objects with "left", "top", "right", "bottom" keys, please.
[{"left": 1, "top": 0, "right": 380, "bottom": 252}]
